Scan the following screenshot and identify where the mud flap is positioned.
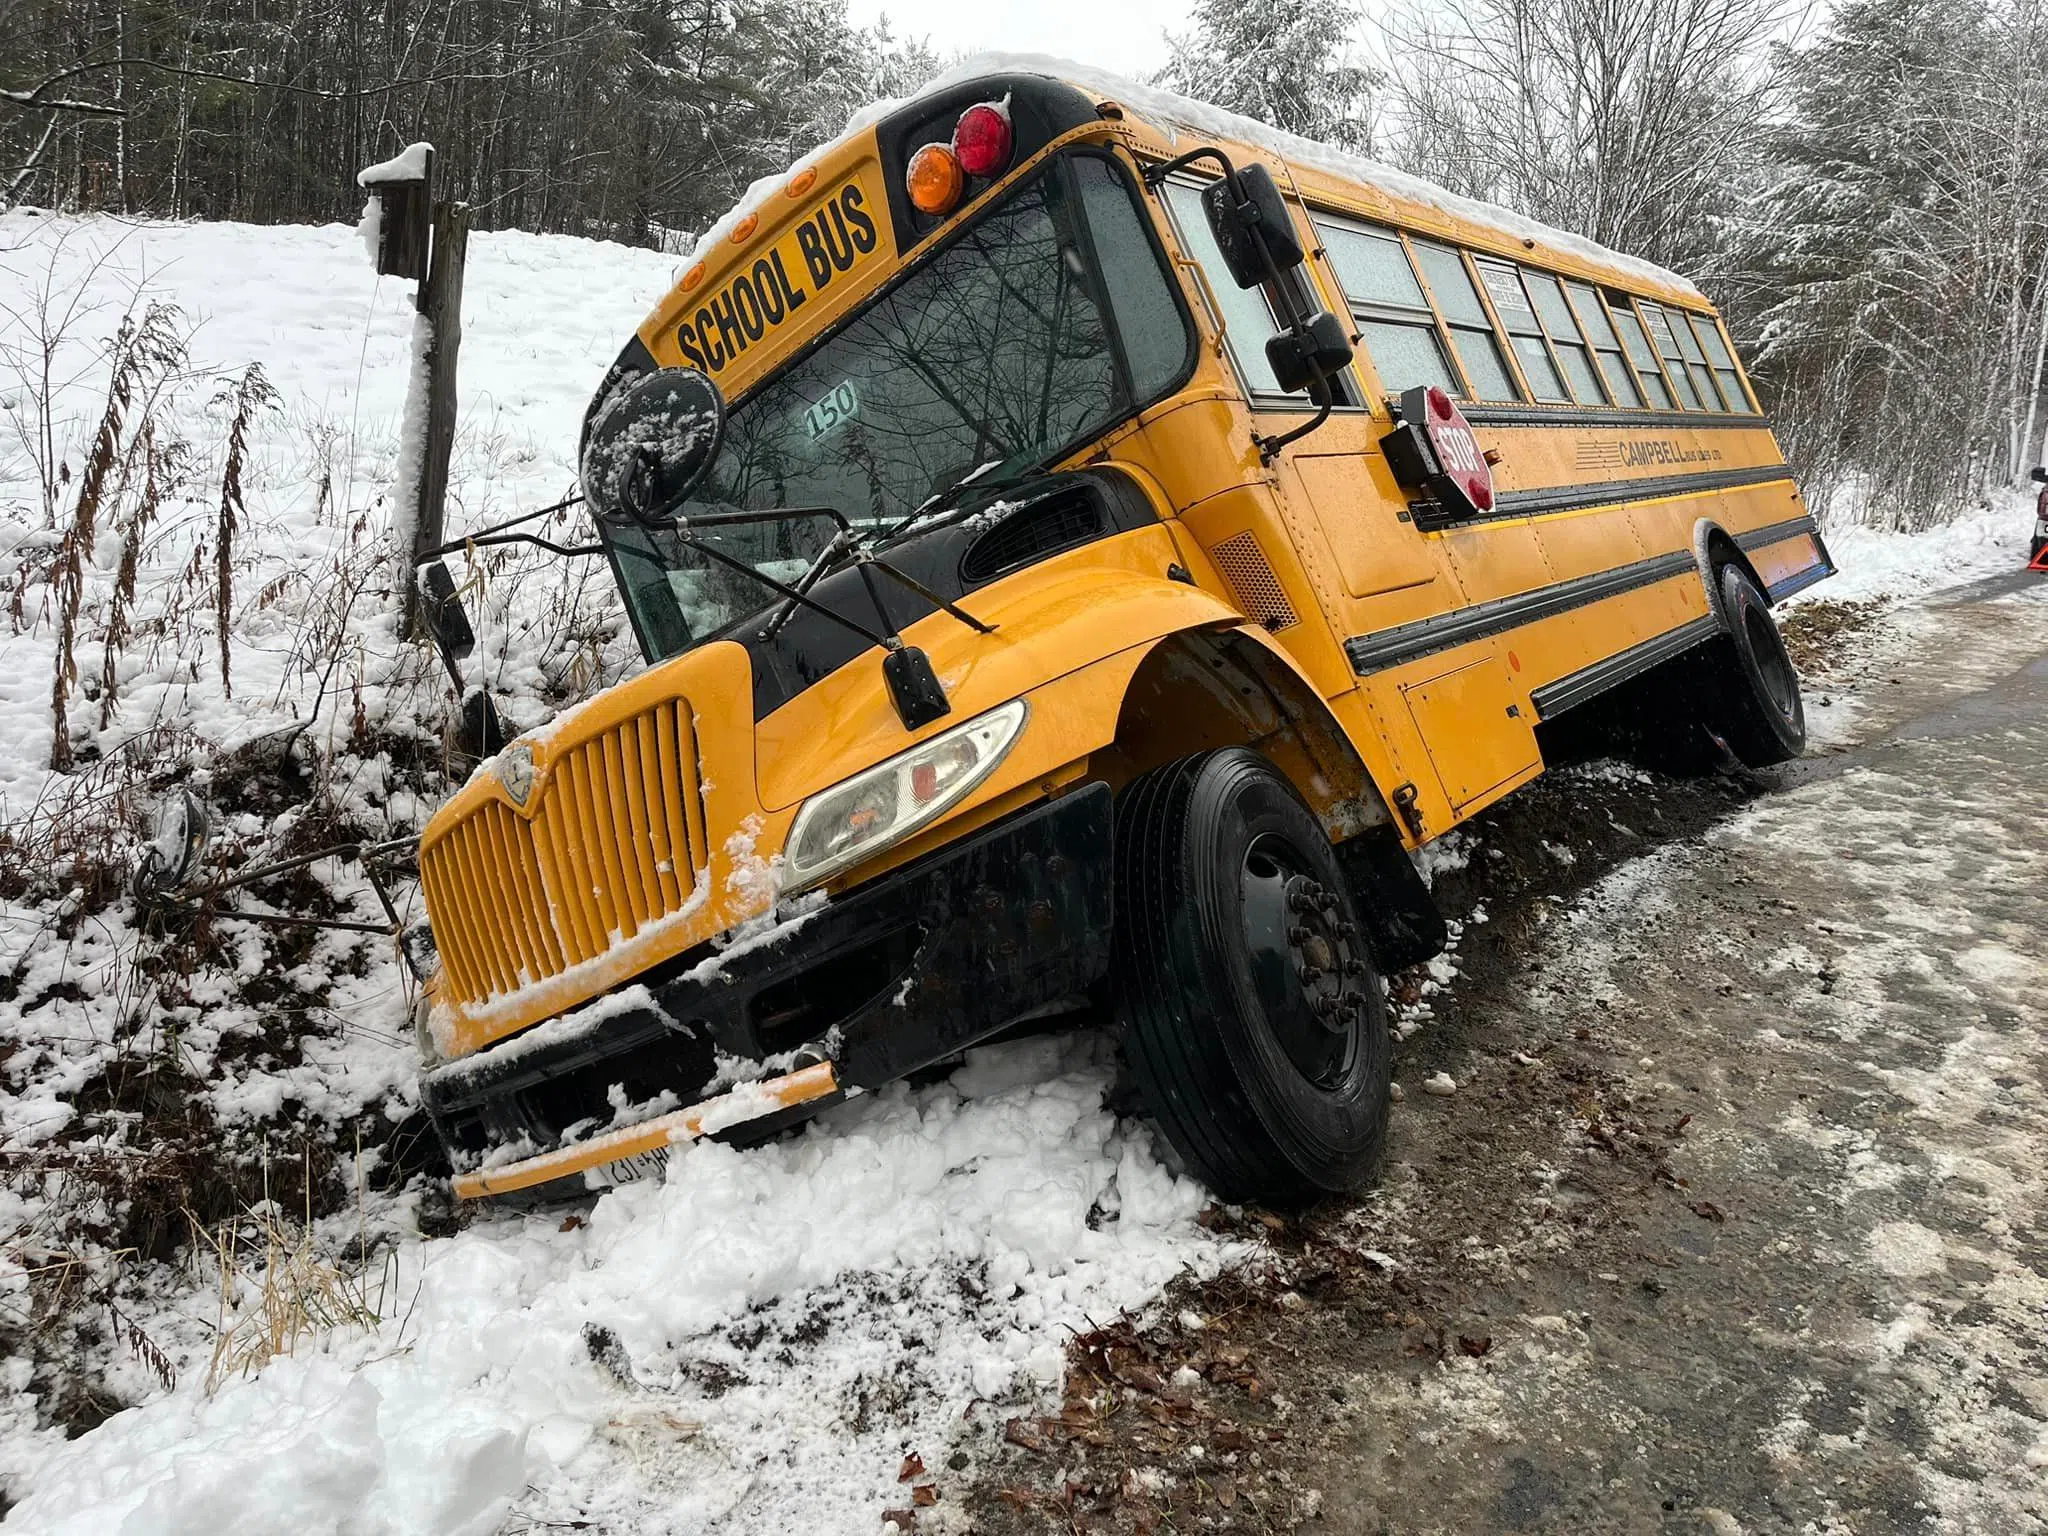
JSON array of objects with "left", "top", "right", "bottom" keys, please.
[{"left": 1333, "top": 825, "right": 1447, "bottom": 973}]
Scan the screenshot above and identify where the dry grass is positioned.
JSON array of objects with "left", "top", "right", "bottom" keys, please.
[{"left": 192, "top": 1152, "right": 399, "bottom": 1393}]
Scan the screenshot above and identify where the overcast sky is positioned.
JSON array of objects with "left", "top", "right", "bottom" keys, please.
[{"left": 848, "top": 0, "right": 1181, "bottom": 77}]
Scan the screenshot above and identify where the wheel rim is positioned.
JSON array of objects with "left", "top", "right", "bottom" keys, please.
[
  {"left": 1238, "top": 835, "right": 1366, "bottom": 1090},
  {"left": 1743, "top": 602, "right": 1798, "bottom": 721}
]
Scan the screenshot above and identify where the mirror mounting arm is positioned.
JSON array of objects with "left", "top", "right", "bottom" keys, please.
[
  {"left": 1257, "top": 380, "right": 1336, "bottom": 465},
  {"left": 1143, "top": 145, "right": 1244, "bottom": 195}
]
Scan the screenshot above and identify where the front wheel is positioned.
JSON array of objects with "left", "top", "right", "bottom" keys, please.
[{"left": 1111, "top": 749, "right": 1391, "bottom": 1206}]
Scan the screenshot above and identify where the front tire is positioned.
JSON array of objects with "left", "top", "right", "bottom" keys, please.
[{"left": 1111, "top": 749, "right": 1391, "bottom": 1206}]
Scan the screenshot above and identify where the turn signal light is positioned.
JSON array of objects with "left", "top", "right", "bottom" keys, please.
[
  {"left": 906, "top": 143, "right": 964, "bottom": 216},
  {"left": 953, "top": 102, "right": 1013, "bottom": 178}
]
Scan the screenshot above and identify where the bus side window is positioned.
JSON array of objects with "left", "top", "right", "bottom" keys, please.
[
  {"left": 1523, "top": 271, "right": 1608, "bottom": 406},
  {"left": 1692, "top": 315, "right": 1755, "bottom": 412},
  {"left": 1476, "top": 259, "right": 1570, "bottom": 403},
  {"left": 1665, "top": 306, "right": 1725, "bottom": 411},
  {"left": 1607, "top": 294, "right": 1678, "bottom": 410},
  {"left": 1641, "top": 302, "right": 1705, "bottom": 410},
  {"left": 1161, "top": 179, "right": 1308, "bottom": 403},
  {"left": 1313, "top": 218, "right": 1460, "bottom": 401},
  {"left": 1410, "top": 242, "right": 1521, "bottom": 402},
  {"left": 1565, "top": 281, "right": 1643, "bottom": 408}
]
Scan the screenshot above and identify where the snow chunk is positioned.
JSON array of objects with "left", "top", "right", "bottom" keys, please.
[{"left": 356, "top": 142, "right": 433, "bottom": 188}]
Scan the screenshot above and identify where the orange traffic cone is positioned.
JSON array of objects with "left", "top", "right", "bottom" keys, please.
[{"left": 2031, "top": 543, "right": 2048, "bottom": 572}]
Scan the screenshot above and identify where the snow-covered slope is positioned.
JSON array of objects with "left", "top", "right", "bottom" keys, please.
[
  {"left": 7, "top": 1035, "right": 1218, "bottom": 1535},
  {"left": 0, "top": 211, "right": 1227, "bottom": 1534}
]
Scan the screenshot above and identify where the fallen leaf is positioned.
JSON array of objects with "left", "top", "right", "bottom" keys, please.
[
  {"left": 1457, "top": 1334, "right": 1493, "bottom": 1357},
  {"left": 559, "top": 1213, "right": 584, "bottom": 1232},
  {"left": 911, "top": 1485, "right": 938, "bottom": 1507},
  {"left": 1691, "top": 1200, "right": 1727, "bottom": 1223},
  {"left": 1004, "top": 1417, "right": 1050, "bottom": 1454},
  {"left": 898, "top": 1453, "right": 924, "bottom": 1482}
]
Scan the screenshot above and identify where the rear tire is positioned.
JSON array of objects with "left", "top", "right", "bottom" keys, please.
[
  {"left": 1111, "top": 749, "right": 1391, "bottom": 1207},
  {"left": 1702, "top": 561, "right": 1805, "bottom": 767}
]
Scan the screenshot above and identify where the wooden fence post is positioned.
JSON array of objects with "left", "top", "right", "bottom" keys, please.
[{"left": 401, "top": 199, "right": 469, "bottom": 640}]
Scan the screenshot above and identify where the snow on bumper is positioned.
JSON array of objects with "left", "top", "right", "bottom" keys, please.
[{"left": 450, "top": 1061, "right": 841, "bottom": 1200}]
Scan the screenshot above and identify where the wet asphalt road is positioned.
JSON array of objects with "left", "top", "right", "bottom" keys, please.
[{"left": 1308, "top": 572, "right": 2048, "bottom": 1533}]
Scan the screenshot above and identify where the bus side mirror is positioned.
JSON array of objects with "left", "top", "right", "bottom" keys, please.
[
  {"left": 581, "top": 367, "right": 727, "bottom": 529},
  {"left": 1200, "top": 163, "right": 1305, "bottom": 288},
  {"left": 1267, "top": 311, "right": 1354, "bottom": 394},
  {"left": 2032, "top": 466, "right": 2046, "bottom": 484}
]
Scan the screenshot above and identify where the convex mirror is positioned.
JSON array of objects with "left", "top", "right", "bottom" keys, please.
[{"left": 580, "top": 367, "right": 727, "bottom": 529}]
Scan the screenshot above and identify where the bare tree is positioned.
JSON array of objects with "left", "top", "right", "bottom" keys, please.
[{"left": 1379, "top": 0, "right": 1791, "bottom": 269}]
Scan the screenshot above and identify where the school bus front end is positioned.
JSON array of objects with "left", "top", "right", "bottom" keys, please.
[{"left": 411, "top": 67, "right": 1827, "bottom": 1207}]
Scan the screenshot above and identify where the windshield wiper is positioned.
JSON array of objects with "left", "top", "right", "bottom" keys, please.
[
  {"left": 673, "top": 505, "right": 995, "bottom": 646},
  {"left": 880, "top": 459, "right": 1050, "bottom": 544}
]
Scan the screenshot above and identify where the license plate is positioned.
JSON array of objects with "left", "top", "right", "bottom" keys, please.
[{"left": 594, "top": 1147, "right": 671, "bottom": 1187}]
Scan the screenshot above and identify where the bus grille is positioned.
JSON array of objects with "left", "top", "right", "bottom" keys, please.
[{"left": 421, "top": 699, "right": 710, "bottom": 1005}]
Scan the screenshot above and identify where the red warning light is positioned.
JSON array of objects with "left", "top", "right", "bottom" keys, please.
[{"left": 953, "top": 102, "right": 1013, "bottom": 179}]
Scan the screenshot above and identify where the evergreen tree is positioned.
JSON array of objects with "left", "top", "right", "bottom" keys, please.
[
  {"left": 1157, "top": 0, "right": 1378, "bottom": 153},
  {"left": 1727, "top": 0, "right": 2048, "bottom": 526},
  {"left": 0, "top": 0, "right": 939, "bottom": 247}
]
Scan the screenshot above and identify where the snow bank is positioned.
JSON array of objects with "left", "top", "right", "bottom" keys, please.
[
  {"left": 6, "top": 1034, "right": 1219, "bottom": 1535},
  {"left": 0, "top": 210, "right": 678, "bottom": 816},
  {"left": 1796, "top": 491, "right": 2036, "bottom": 607}
]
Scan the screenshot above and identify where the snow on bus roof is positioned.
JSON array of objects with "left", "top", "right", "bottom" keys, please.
[{"left": 683, "top": 53, "right": 1701, "bottom": 301}]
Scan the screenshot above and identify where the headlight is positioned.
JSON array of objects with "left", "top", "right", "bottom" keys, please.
[{"left": 783, "top": 700, "right": 1027, "bottom": 892}]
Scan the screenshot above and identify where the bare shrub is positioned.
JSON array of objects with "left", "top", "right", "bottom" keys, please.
[
  {"left": 192, "top": 1161, "right": 396, "bottom": 1392},
  {"left": 41, "top": 299, "right": 187, "bottom": 769},
  {"left": 211, "top": 362, "right": 279, "bottom": 699}
]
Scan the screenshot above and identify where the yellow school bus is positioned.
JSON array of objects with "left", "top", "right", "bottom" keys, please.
[{"left": 411, "top": 67, "right": 1830, "bottom": 1206}]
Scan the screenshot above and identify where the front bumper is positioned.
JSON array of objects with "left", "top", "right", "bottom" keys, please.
[{"left": 422, "top": 783, "right": 1114, "bottom": 1197}]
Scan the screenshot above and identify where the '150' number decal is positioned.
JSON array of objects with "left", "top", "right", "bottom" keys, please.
[{"left": 802, "top": 381, "right": 859, "bottom": 444}]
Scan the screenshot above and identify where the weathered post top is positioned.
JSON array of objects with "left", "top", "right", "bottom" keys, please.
[{"left": 357, "top": 142, "right": 435, "bottom": 282}]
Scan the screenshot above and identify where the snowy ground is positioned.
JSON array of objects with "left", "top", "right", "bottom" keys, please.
[
  {"left": 3, "top": 208, "right": 2043, "bottom": 1534},
  {"left": 0, "top": 211, "right": 1232, "bottom": 1534}
]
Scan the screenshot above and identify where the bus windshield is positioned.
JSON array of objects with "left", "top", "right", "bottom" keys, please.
[{"left": 605, "top": 150, "right": 1191, "bottom": 660}]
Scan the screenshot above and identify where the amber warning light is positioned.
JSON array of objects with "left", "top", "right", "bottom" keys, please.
[{"left": 905, "top": 99, "right": 1014, "bottom": 217}]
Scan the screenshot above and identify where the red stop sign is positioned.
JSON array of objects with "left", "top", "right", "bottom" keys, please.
[{"left": 1419, "top": 386, "right": 1494, "bottom": 515}]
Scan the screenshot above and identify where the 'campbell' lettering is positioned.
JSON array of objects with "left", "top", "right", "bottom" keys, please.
[{"left": 675, "top": 181, "right": 881, "bottom": 374}]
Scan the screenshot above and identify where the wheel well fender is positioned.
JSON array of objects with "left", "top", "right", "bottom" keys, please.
[
  {"left": 1692, "top": 518, "right": 1769, "bottom": 625},
  {"left": 1105, "top": 624, "right": 1394, "bottom": 840}
]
